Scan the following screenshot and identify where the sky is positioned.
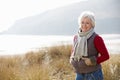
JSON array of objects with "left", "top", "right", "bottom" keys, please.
[{"left": 0, "top": 0, "right": 86, "bottom": 32}]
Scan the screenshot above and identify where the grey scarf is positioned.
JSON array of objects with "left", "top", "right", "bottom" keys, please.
[{"left": 73, "top": 28, "right": 94, "bottom": 61}]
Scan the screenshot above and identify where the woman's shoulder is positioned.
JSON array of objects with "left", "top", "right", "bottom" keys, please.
[
  {"left": 73, "top": 34, "right": 78, "bottom": 43},
  {"left": 73, "top": 34, "right": 78, "bottom": 44},
  {"left": 73, "top": 34, "right": 78, "bottom": 39},
  {"left": 94, "top": 33, "right": 104, "bottom": 42}
]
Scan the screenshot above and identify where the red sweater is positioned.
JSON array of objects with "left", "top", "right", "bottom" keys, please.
[
  {"left": 94, "top": 35, "right": 109, "bottom": 64},
  {"left": 71, "top": 34, "right": 109, "bottom": 64}
]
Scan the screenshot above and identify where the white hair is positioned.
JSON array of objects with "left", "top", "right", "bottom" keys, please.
[{"left": 78, "top": 11, "right": 95, "bottom": 27}]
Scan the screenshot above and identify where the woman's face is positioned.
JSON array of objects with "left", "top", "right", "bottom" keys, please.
[{"left": 80, "top": 17, "right": 92, "bottom": 32}]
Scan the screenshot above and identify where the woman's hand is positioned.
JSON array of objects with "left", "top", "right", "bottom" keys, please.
[
  {"left": 82, "top": 58, "right": 93, "bottom": 66},
  {"left": 82, "top": 57, "right": 97, "bottom": 66},
  {"left": 70, "top": 56, "right": 74, "bottom": 64}
]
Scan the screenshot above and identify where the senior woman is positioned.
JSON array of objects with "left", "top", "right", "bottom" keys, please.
[{"left": 70, "top": 11, "right": 109, "bottom": 80}]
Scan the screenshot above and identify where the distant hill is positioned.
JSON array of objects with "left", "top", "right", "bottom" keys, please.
[{"left": 2, "top": 0, "right": 120, "bottom": 35}]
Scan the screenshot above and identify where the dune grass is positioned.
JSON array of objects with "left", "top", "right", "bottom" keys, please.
[{"left": 0, "top": 45, "right": 120, "bottom": 80}]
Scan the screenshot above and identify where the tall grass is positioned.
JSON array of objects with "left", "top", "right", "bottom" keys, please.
[{"left": 0, "top": 45, "right": 120, "bottom": 80}]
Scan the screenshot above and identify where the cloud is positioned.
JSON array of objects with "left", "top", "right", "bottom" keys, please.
[
  {"left": 0, "top": 0, "right": 85, "bottom": 32},
  {"left": 93, "top": 0, "right": 120, "bottom": 19}
]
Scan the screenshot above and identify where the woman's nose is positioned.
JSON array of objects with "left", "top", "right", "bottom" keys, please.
[{"left": 82, "top": 23, "right": 86, "bottom": 27}]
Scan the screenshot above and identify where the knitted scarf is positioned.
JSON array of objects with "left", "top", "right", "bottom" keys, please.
[{"left": 73, "top": 28, "right": 94, "bottom": 61}]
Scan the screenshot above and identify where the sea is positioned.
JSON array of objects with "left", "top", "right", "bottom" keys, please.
[{"left": 0, "top": 34, "right": 120, "bottom": 56}]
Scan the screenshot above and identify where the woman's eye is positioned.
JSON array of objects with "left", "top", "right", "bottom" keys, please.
[
  {"left": 81, "top": 22, "right": 89, "bottom": 25},
  {"left": 81, "top": 22, "right": 84, "bottom": 24},
  {"left": 86, "top": 22, "right": 89, "bottom": 24}
]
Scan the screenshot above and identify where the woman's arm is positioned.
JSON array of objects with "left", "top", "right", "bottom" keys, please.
[
  {"left": 71, "top": 35, "right": 78, "bottom": 54},
  {"left": 70, "top": 35, "right": 78, "bottom": 63},
  {"left": 94, "top": 35, "right": 110, "bottom": 64}
]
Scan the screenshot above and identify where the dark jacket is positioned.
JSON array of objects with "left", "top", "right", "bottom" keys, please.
[{"left": 71, "top": 33, "right": 101, "bottom": 73}]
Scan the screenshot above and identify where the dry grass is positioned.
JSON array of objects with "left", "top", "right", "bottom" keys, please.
[
  {"left": 0, "top": 45, "right": 120, "bottom": 80},
  {"left": 102, "top": 54, "right": 120, "bottom": 80}
]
